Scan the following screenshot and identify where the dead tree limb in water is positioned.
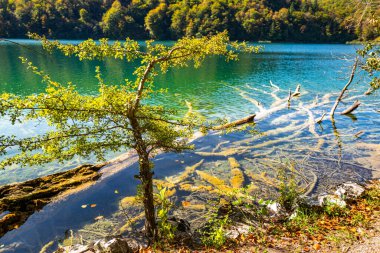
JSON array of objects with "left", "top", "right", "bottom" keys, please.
[
  {"left": 315, "top": 112, "right": 326, "bottom": 124},
  {"left": 212, "top": 114, "right": 256, "bottom": 130},
  {"left": 292, "top": 84, "right": 301, "bottom": 97},
  {"left": 330, "top": 57, "right": 359, "bottom": 119},
  {"left": 341, "top": 100, "right": 361, "bottom": 115},
  {"left": 364, "top": 87, "right": 374, "bottom": 95}
]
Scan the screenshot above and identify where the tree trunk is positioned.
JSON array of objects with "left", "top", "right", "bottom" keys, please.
[
  {"left": 139, "top": 152, "right": 156, "bottom": 240},
  {"left": 129, "top": 116, "right": 157, "bottom": 240}
]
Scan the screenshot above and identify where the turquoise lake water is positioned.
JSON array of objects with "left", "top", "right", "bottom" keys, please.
[
  {"left": 0, "top": 41, "right": 379, "bottom": 252},
  {"left": 0, "top": 41, "right": 376, "bottom": 184}
]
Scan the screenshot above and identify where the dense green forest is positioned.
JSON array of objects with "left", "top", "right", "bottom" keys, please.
[{"left": 0, "top": 0, "right": 379, "bottom": 42}]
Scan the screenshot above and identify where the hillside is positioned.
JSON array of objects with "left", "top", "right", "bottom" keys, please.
[{"left": 0, "top": 0, "right": 379, "bottom": 42}]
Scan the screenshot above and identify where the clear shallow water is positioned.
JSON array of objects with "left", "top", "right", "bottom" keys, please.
[{"left": 0, "top": 41, "right": 379, "bottom": 252}]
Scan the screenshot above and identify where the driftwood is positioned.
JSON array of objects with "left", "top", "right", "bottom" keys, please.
[
  {"left": 330, "top": 57, "right": 359, "bottom": 118},
  {"left": 341, "top": 100, "right": 361, "bottom": 115},
  {"left": 212, "top": 114, "right": 255, "bottom": 130}
]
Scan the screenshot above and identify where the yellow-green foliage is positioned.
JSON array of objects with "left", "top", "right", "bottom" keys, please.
[{"left": 0, "top": 32, "right": 258, "bottom": 169}]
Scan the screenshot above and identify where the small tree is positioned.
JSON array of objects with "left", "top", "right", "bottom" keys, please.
[{"left": 0, "top": 32, "right": 259, "bottom": 239}]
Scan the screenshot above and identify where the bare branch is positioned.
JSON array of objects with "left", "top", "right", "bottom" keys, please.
[{"left": 330, "top": 57, "right": 359, "bottom": 118}]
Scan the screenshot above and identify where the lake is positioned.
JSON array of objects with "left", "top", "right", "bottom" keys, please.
[{"left": 0, "top": 41, "right": 379, "bottom": 252}]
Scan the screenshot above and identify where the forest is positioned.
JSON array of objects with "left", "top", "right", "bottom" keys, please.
[{"left": 0, "top": 0, "right": 379, "bottom": 42}]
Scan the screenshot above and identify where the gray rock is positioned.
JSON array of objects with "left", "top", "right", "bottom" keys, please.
[
  {"left": 267, "top": 202, "right": 282, "bottom": 215},
  {"left": 335, "top": 182, "right": 365, "bottom": 200},
  {"left": 56, "top": 244, "right": 93, "bottom": 253},
  {"left": 103, "top": 238, "right": 132, "bottom": 253},
  {"left": 225, "top": 223, "right": 251, "bottom": 240},
  {"left": 318, "top": 194, "right": 346, "bottom": 208},
  {"left": 57, "top": 238, "right": 133, "bottom": 253},
  {"left": 167, "top": 216, "right": 192, "bottom": 244}
]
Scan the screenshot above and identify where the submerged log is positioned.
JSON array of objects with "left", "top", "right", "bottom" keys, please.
[
  {"left": 341, "top": 100, "right": 361, "bottom": 115},
  {"left": 0, "top": 164, "right": 105, "bottom": 237},
  {"left": 212, "top": 114, "right": 255, "bottom": 131}
]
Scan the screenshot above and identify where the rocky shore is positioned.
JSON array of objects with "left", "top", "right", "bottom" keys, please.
[{"left": 0, "top": 164, "right": 105, "bottom": 237}]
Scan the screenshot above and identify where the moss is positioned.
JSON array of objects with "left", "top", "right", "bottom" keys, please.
[
  {"left": 246, "top": 171, "right": 280, "bottom": 189},
  {"left": 119, "top": 211, "right": 145, "bottom": 234},
  {"left": 120, "top": 196, "right": 139, "bottom": 209},
  {"left": 196, "top": 148, "right": 239, "bottom": 157},
  {"left": 230, "top": 168, "right": 244, "bottom": 189},
  {"left": 39, "top": 241, "right": 54, "bottom": 253},
  {"left": 165, "top": 188, "right": 177, "bottom": 198},
  {"left": 153, "top": 179, "right": 175, "bottom": 189},
  {"left": 228, "top": 157, "right": 240, "bottom": 169},
  {"left": 179, "top": 183, "right": 213, "bottom": 192},
  {"left": 196, "top": 170, "right": 231, "bottom": 192},
  {"left": 246, "top": 182, "right": 258, "bottom": 193},
  {"left": 183, "top": 204, "right": 206, "bottom": 210},
  {"left": 168, "top": 159, "right": 204, "bottom": 184}
]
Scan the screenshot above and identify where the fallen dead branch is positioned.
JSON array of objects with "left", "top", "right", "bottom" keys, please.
[
  {"left": 341, "top": 100, "right": 361, "bottom": 115},
  {"left": 315, "top": 112, "right": 326, "bottom": 124},
  {"left": 212, "top": 114, "right": 255, "bottom": 131},
  {"left": 330, "top": 57, "right": 359, "bottom": 118}
]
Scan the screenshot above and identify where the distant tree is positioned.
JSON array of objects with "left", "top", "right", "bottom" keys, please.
[
  {"left": 0, "top": 32, "right": 259, "bottom": 240},
  {"left": 101, "top": 0, "right": 128, "bottom": 38},
  {"left": 145, "top": 2, "right": 170, "bottom": 39}
]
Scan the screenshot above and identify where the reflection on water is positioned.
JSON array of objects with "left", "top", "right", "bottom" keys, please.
[{"left": 0, "top": 42, "right": 379, "bottom": 252}]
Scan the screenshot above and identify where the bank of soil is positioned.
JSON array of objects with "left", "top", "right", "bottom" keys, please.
[{"left": 0, "top": 163, "right": 104, "bottom": 237}]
